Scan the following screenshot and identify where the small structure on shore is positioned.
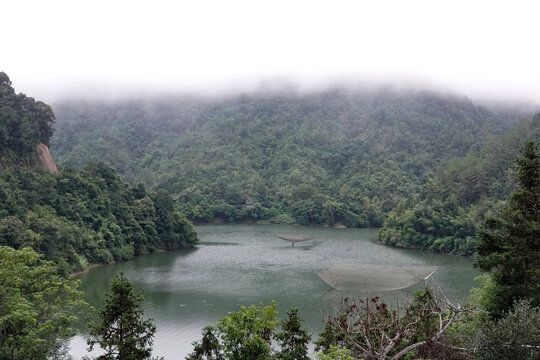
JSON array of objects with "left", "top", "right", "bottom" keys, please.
[{"left": 276, "top": 234, "right": 313, "bottom": 247}]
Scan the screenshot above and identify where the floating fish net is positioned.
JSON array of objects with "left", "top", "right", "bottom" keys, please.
[
  {"left": 316, "top": 262, "right": 438, "bottom": 291},
  {"left": 276, "top": 234, "right": 313, "bottom": 245}
]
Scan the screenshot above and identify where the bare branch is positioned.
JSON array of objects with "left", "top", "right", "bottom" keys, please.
[{"left": 390, "top": 311, "right": 457, "bottom": 360}]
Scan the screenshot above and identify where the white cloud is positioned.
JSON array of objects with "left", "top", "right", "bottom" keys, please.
[{"left": 3, "top": 0, "right": 540, "bottom": 103}]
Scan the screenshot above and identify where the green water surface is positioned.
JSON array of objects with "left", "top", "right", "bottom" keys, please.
[{"left": 70, "top": 224, "right": 479, "bottom": 359}]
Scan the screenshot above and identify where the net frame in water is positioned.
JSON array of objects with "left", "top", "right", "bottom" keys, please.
[
  {"left": 276, "top": 234, "right": 314, "bottom": 247},
  {"left": 316, "top": 262, "right": 439, "bottom": 292}
]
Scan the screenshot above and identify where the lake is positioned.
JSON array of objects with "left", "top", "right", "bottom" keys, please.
[{"left": 70, "top": 224, "right": 479, "bottom": 359}]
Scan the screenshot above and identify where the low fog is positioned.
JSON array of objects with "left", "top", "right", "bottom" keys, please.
[{"left": 3, "top": 0, "right": 540, "bottom": 107}]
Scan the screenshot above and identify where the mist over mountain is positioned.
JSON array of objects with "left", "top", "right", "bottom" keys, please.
[
  {"left": 52, "top": 85, "right": 520, "bottom": 235},
  {"left": 0, "top": 72, "right": 198, "bottom": 273}
]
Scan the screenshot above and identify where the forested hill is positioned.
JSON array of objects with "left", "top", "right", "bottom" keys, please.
[
  {"left": 0, "top": 72, "right": 56, "bottom": 171},
  {"left": 0, "top": 72, "right": 198, "bottom": 273},
  {"left": 380, "top": 116, "right": 540, "bottom": 255},
  {"left": 52, "top": 88, "right": 512, "bottom": 227}
]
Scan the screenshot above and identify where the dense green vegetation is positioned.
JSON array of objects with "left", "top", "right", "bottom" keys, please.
[
  {"left": 0, "top": 72, "right": 55, "bottom": 167},
  {"left": 380, "top": 118, "right": 540, "bottom": 255},
  {"left": 187, "top": 302, "right": 314, "bottom": 360},
  {"left": 474, "top": 140, "right": 539, "bottom": 316},
  {"left": 52, "top": 89, "right": 509, "bottom": 227},
  {"left": 87, "top": 272, "right": 159, "bottom": 360},
  {"left": 0, "top": 164, "right": 197, "bottom": 273},
  {"left": 0, "top": 73, "right": 198, "bottom": 273},
  {"left": 2, "top": 67, "right": 539, "bottom": 358},
  {"left": 0, "top": 246, "right": 84, "bottom": 360},
  {"left": 474, "top": 300, "right": 540, "bottom": 360},
  {"left": 183, "top": 139, "right": 540, "bottom": 360}
]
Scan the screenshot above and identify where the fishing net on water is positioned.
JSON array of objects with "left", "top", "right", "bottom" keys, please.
[
  {"left": 316, "top": 262, "right": 438, "bottom": 292},
  {"left": 276, "top": 234, "right": 313, "bottom": 245}
]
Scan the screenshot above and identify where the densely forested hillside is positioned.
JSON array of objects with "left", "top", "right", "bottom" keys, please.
[
  {"left": 380, "top": 116, "right": 540, "bottom": 255},
  {"left": 0, "top": 72, "right": 55, "bottom": 168},
  {"left": 52, "top": 87, "right": 510, "bottom": 227},
  {"left": 0, "top": 165, "right": 198, "bottom": 273},
  {"left": 0, "top": 72, "right": 198, "bottom": 273}
]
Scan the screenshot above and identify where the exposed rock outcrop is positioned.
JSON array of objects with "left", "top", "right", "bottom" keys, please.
[{"left": 36, "top": 143, "right": 58, "bottom": 173}]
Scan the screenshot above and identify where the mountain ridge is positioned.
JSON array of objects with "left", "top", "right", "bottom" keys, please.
[{"left": 51, "top": 87, "right": 515, "bottom": 227}]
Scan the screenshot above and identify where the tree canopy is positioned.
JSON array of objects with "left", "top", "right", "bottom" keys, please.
[
  {"left": 474, "top": 140, "right": 540, "bottom": 316},
  {"left": 0, "top": 164, "right": 198, "bottom": 273},
  {"left": 0, "top": 72, "right": 55, "bottom": 165},
  {"left": 87, "top": 272, "right": 159, "bottom": 359},
  {"left": 0, "top": 246, "right": 84, "bottom": 359},
  {"left": 187, "top": 302, "right": 280, "bottom": 360},
  {"left": 0, "top": 72, "right": 198, "bottom": 272},
  {"left": 52, "top": 88, "right": 510, "bottom": 227},
  {"left": 274, "top": 307, "right": 311, "bottom": 360},
  {"left": 380, "top": 118, "right": 540, "bottom": 255}
]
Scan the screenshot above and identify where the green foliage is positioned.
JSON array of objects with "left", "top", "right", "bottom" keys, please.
[
  {"left": 52, "top": 89, "right": 509, "bottom": 227},
  {"left": 274, "top": 307, "right": 311, "bottom": 360},
  {"left": 314, "top": 321, "right": 346, "bottom": 355},
  {"left": 380, "top": 185, "right": 479, "bottom": 255},
  {"left": 87, "top": 272, "right": 158, "bottom": 360},
  {"left": 0, "top": 164, "right": 198, "bottom": 272},
  {"left": 0, "top": 72, "right": 55, "bottom": 165},
  {"left": 0, "top": 73, "right": 198, "bottom": 270},
  {"left": 475, "top": 300, "right": 540, "bottom": 360},
  {"left": 216, "top": 302, "right": 279, "bottom": 360},
  {"left": 185, "top": 326, "right": 224, "bottom": 360},
  {"left": 474, "top": 140, "right": 540, "bottom": 316},
  {"left": 188, "top": 302, "right": 279, "bottom": 360},
  {"left": 316, "top": 347, "right": 357, "bottom": 360},
  {"left": 0, "top": 246, "right": 85, "bottom": 360},
  {"left": 380, "top": 119, "right": 539, "bottom": 255}
]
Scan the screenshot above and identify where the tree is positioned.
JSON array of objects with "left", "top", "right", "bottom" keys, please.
[
  {"left": 185, "top": 326, "right": 224, "bottom": 360},
  {"left": 87, "top": 272, "right": 158, "bottom": 359},
  {"left": 474, "top": 140, "right": 540, "bottom": 316},
  {"left": 0, "top": 72, "right": 55, "bottom": 157},
  {"left": 475, "top": 300, "right": 540, "bottom": 360},
  {"left": 187, "top": 302, "right": 278, "bottom": 360},
  {"left": 274, "top": 307, "right": 311, "bottom": 360},
  {"left": 0, "top": 246, "right": 84, "bottom": 360},
  {"left": 216, "top": 302, "right": 278, "bottom": 360},
  {"left": 316, "top": 346, "right": 357, "bottom": 360},
  {"left": 317, "top": 288, "right": 474, "bottom": 360}
]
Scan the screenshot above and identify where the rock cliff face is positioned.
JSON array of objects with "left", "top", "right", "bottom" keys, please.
[
  {"left": 0, "top": 143, "right": 58, "bottom": 173},
  {"left": 36, "top": 143, "right": 58, "bottom": 173}
]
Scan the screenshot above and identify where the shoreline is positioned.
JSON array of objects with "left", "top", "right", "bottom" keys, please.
[
  {"left": 71, "top": 263, "right": 104, "bottom": 276},
  {"left": 70, "top": 246, "right": 192, "bottom": 277}
]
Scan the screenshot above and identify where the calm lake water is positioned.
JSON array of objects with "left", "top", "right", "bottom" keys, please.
[{"left": 70, "top": 224, "right": 479, "bottom": 359}]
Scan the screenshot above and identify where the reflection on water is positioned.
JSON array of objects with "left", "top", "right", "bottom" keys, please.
[{"left": 70, "top": 224, "right": 479, "bottom": 359}]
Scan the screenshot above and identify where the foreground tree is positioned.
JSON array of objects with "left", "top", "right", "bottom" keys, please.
[
  {"left": 317, "top": 288, "right": 474, "bottom": 360},
  {"left": 187, "top": 302, "right": 278, "bottom": 360},
  {"left": 474, "top": 140, "right": 540, "bottom": 316},
  {"left": 274, "top": 307, "right": 311, "bottom": 360},
  {"left": 316, "top": 346, "right": 356, "bottom": 360},
  {"left": 87, "top": 272, "right": 158, "bottom": 360},
  {"left": 185, "top": 326, "right": 224, "bottom": 360},
  {"left": 0, "top": 246, "right": 84, "bottom": 360},
  {"left": 474, "top": 300, "right": 540, "bottom": 360},
  {"left": 216, "top": 302, "right": 278, "bottom": 360}
]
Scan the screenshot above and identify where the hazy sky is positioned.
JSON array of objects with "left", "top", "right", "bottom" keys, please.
[{"left": 3, "top": 0, "right": 540, "bottom": 103}]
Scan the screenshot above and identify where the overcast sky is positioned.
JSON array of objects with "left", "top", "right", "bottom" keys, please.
[{"left": 3, "top": 0, "right": 540, "bottom": 104}]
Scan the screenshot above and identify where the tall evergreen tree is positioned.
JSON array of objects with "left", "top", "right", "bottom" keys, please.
[
  {"left": 185, "top": 326, "right": 224, "bottom": 360},
  {"left": 474, "top": 140, "right": 540, "bottom": 316},
  {"left": 274, "top": 308, "right": 311, "bottom": 360},
  {"left": 87, "top": 272, "right": 158, "bottom": 359}
]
